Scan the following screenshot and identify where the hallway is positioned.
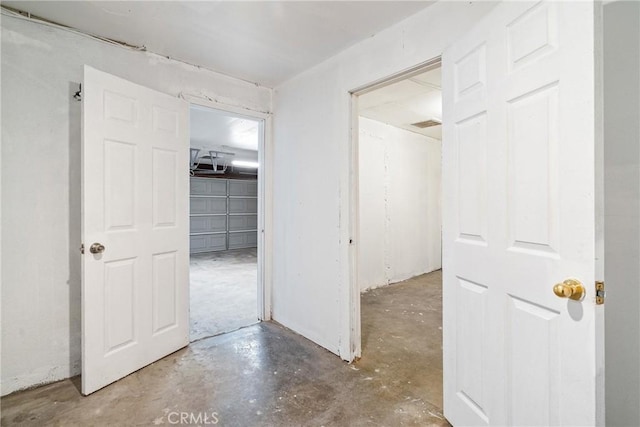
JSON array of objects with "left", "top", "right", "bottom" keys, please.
[{"left": 1, "top": 271, "right": 447, "bottom": 426}]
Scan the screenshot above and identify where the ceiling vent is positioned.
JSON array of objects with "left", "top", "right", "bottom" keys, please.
[{"left": 411, "top": 118, "right": 442, "bottom": 129}]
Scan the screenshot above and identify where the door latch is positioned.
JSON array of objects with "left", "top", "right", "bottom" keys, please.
[
  {"left": 596, "top": 281, "right": 605, "bottom": 305},
  {"left": 80, "top": 243, "right": 84, "bottom": 254}
]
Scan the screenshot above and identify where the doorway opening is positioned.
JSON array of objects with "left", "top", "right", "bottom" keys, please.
[
  {"left": 188, "top": 104, "right": 263, "bottom": 341},
  {"left": 351, "top": 60, "right": 444, "bottom": 409}
]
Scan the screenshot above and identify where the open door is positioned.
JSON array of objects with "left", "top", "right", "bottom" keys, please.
[
  {"left": 442, "top": 1, "right": 600, "bottom": 426},
  {"left": 82, "top": 66, "right": 189, "bottom": 394}
]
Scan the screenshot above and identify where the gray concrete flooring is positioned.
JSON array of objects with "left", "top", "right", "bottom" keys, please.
[
  {"left": 1, "top": 270, "right": 448, "bottom": 427},
  {"left": 190, "top": 248, "right": 259, "bottom": 341}
]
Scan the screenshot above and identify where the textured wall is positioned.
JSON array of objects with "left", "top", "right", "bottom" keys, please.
[
  {"left": 358, "top": 117, "right": 441, "bottom": 291},
  {"left": 604, "top": 1, "right": 640, "bottom": 425}
]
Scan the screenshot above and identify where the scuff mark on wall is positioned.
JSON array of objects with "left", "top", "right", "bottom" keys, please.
[{"left": 179, "top": 92, "right": 272, "bottom": 116}]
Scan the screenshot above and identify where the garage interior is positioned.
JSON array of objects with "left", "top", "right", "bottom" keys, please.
[{"left": 188, "top": 105, "right": 261, "bottom": 341}]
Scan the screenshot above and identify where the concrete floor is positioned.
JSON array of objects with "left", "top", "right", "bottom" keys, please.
[
  {"left": 190, "top": 248, "right": 258, "bottom": 341},
  {"left": 1, "top": 270, "right": 448, "bottom": 426}
]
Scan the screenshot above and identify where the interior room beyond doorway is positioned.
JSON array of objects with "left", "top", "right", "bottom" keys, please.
[
  {"left": 355, "top": 64, "right": 443, "bottom": 411},
  {"left": 357, "top": 66, "right": 442, "bottom": 291},
  {"left": 189, "top": 105, "right": 262, "bottom": 341}
]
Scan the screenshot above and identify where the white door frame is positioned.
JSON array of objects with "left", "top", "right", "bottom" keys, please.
[
  {"left": 348, "top": 57, "right": 442, "bottom": 359},
  {"left": 184, "top": 95, "right": 273, "bottom": 321}
]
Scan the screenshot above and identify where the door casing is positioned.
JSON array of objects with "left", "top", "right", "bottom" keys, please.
[{"left": 348, "top": 57, "right": 443, "bottom": 360}]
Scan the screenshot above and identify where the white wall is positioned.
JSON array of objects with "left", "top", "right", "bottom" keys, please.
[
  {"left": 272, "top": 1, "right": 497, "bottom": 358},
  {"left": 0, "top": 16, "right": 271, "bottom": 395},
  {"left": 358, "top": 117, "right": 441, "bottom": 291},
  {"left": 603, "top": 1, "right": 640, "bottom": 425}
]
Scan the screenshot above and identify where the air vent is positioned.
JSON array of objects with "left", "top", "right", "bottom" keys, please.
[{"left": 411, "top": 119, "right": 442, "bottom": 128}]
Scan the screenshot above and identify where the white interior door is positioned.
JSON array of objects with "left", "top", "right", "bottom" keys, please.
[
  {"left": 442, "top": 1, "right": 599, "bottom": 426},
  {"left": 82, "top": 66, "right": 189, "bottom": 395}
]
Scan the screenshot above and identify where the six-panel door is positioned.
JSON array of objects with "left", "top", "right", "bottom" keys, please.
[
  {"left": 82, "top": 66, "right": 190, "bottom": 395},
  {"left": 442, "top": 1, "right": 598, "bottom": 425}
]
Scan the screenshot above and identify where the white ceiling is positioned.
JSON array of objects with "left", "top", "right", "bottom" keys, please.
[
  {"left": 359, "top": 67, "right": 442, "bottom": 140},
  {"left": 190, "top": 105, "right": 260, "bottom": 162},
  {"left": 4, "top": 1, "right": 434, "bottom": 87},
  {"left": 190, "top": 66, "right": 443, "bottom": 162}
]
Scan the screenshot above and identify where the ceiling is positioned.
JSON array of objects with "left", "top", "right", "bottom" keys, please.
[
  {"left": 359, "top": 67, "right": 442, "bottom": 140},
  {"left": 3, "top": 1, "right": 434, "bottom": 87},
  {"left": 190, "top": 105, "right": 259, "bottom": 163},
  {"left": 192, "top": 68, "right": 442, "bottom": 166}
]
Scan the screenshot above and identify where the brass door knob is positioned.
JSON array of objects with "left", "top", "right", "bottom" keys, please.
[
  {"left": 553, "top": 279, "right": 584, "bottom": 300},
  {"left": 90, "top": 243, "right": 105, "bottom": 254}
]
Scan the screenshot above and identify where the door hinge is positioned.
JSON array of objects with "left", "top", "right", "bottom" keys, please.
[
  {"left": 596, "top": 281, "right": 605, "bottom": 305},
  {"left": 80, "top": 243, "right": 85, "bottom": 254}
]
